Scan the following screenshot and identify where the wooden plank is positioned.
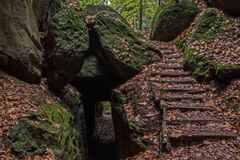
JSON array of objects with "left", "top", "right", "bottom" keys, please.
[
  {"left": 159, "top": 71, "right": 191, "bottom": 77},
  {"left": 152, "top": 79, "right": 196, "bottom": 84},
  {"left": 166, "top": 118, "right": 221, "bottom": 125},
  {"left": 166, "top": 106, "right": 215, "bottom": 111},
  {"left": 160, "top": 95, "right": 203, "bottom": 101},
  {"left": 159, "top": 88, "right": 207, "bottom": 94}
]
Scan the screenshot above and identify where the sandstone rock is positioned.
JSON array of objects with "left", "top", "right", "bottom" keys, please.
[
  {"left": 0, "top": 0, "right": 43, "bottom": 83},
  {"left": 46, "top": 8, "right": 89, "bottom": 88}
]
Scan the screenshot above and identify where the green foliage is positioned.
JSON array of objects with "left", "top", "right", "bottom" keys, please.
[
  {"left": 8, "top": 103, "right": 83, "bottom": 159},
  {"left": 76, "top": 0, "right": 108, "bottom": 8},
  {"left": 111, "top": 0, "right": 158, "bottom": 28},
  {"left": 78, "top": 0, "right": 159, "bottom": 29}
]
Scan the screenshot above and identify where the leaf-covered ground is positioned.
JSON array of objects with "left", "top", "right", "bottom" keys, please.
[{"left": 0, "top": 70, "right": 59, "bottom": 160}]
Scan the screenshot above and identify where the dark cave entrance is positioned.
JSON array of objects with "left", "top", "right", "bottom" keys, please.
[{"left": 71, "top": 75, "right": 121, "bottom": 160}]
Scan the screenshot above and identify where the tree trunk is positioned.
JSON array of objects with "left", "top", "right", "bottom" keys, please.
[{"left": 139, "top": 0, "right": 143, "bottom": 30}]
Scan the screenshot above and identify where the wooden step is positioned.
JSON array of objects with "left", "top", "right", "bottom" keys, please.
[
  {"left": 166, "top": 118, "right": 221, "bottom": 125},
  {"left": 160, "top": 95, "right": 203, "bottom": 101},
  {"left": 166, "top": 106, "right": 215, "bottom": 111},
  {"left": 159, "top": 88, "right": 207, "bottom": 94},
  {"left": 168, "top": 132, "right": 237, "bottom": 145},
  {"left": 162, "top": 59, "right": 182, "bottom": 63},
  {"left": 159, "top": 71, "right": 191, "bottom": 77},
  {"left": 164, "top": 54, "right": 182, "bottom": 59},
  {"left": 157, "top": 64, "right": 183, "bottom": 70},
  {"left": 162, "top": 51, "right": 177, "bottom": 54},
  {"left": 152, "top": 79, "right": 196, "bottom": 84}
]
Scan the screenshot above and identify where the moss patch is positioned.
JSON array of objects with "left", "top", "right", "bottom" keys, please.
[{"left": 8, "top": 103, "right": 83, "bottom": 160}]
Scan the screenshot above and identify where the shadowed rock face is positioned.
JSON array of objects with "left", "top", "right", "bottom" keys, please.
[
  {"left": 150, "top": 0, "right": 199, "bottom": 42},
  {"left": 46, "top": 8, "right": 89, "bottom": 89},
  {"left": 32, "top": 0, "right": 62, "bottom": 32},
  {"left": 206, "top": 0, "right": 240, "bottom": 16},
  {"left": 0, "top": 0, "right": 43, "bottom": 83}
]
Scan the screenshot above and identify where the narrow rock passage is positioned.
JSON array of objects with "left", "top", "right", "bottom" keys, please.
[
  {"left": 89, "top": 114, "right": 119, "bottom": 160},
  {"left": 149, "top": 43, "right": 238, "bottom": 152}
]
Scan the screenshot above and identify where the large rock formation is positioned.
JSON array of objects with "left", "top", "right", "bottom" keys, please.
[
  {"left": 206, "top": 0, "right": 240, "bottom": 16},
  {"left": 0, "top": 0, "right": 43, "bottom": 83},
  {"left": 91, "top": 11, "right": 162, "bottom": 80},
  {"left": 46, "top": 7, "right": 89, "bottom": 88},
  {"left": 150, "top": 0, "right": 199, "bottom": 42}
]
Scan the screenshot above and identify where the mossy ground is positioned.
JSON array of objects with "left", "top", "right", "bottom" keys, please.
[{"left": 8, "top": 103, "right": 83, "bottom": 160}]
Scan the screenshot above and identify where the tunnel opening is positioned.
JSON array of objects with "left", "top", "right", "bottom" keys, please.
[
  {"left": 71, "top": 73, "right": 122, "bottom": 160},
  {"left": 88, "top": 101, "right": 119, "bottom": 160}
]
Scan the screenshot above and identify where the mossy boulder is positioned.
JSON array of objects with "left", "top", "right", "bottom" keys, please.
[
  {"left": 150, "top": 0, "right": 199, "bottom": 42},
  {"left": 206, "top": 0, "right": 240, "bottom": 16},
  {"left": 0, "top": 0, "right": 42, "bottom": 83},
  {"left": 91, "top": 11, "right": 161, "bottom": 80},
  {"left": 8, "top": 103, "right": 86, "bottom": 160},
  {"left": 46, "top": 7, "right": 89, "bottom": 88}
]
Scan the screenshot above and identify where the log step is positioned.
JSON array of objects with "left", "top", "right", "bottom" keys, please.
[
  {"left": 164, "top": 54, "right": 182, "bottom": 59},
  {"left": 166, "top": 106, "right": 215, "bottom": 111},
  {"left": 160, "top": 95, "right": 203, "bottom": 101},
  {"left": 162, "top": 51, "right": 177, "bottom": 54},
  {"left": 159, "top": 88, "right": 207, "bottom": 94},
  {"left": 157, "top": 64, "right": 183, "bottom": 69},
  {"left": 162, "top": 59, "right": 183, "bottom": 63},
  {"left": 168, "top": 132, "right": 237, "bottom": 145},
  {"left": 152, "top": 79, "right": 196, "bottom": 84},
  {"left": 159, "top": 71, "right": 191, "bottom": 77},
  {"left": 166, "top": 118, "right": 221, "bottom": 125}
]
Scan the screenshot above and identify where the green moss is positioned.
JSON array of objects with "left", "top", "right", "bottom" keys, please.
[
  {"left": 8, "top": 103, "right": 83, "bottom": 159},
  {"left": 95, "top": 11, "right": 161, "bottom": 71},
  {"left": 184, "top": 49, "right": 240, "bottom": 80},
  {"left": 51, "top": 8, "right": 88, "bottom": 56}
]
